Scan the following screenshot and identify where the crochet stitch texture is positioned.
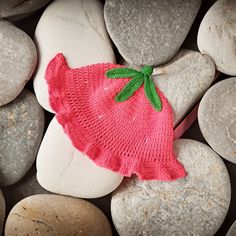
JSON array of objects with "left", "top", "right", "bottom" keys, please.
[{"left": 45, "top": 53, "right": 187, "bottom": 181}]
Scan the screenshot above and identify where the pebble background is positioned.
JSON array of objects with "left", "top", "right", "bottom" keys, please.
[
  {"left": 0, "top": 0, "right": 236, "bottom": 235},
  {"left": 111, "top": 139, "right": 231, "bottom": 236},
  {"left": 198, "top": 77, "right": 236, "bottom": 164},
  {"left": 104, "top": 0, "right": 201, "bottom": 66}
]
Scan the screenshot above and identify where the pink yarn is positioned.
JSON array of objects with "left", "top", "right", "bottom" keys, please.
[{"left": 45, "top": 53, "right": 187, "bottom": 181}]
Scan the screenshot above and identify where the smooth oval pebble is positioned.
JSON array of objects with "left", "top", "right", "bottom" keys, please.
[
  {"left": 0, "top": 21, "right": 37, "bottom": 106},
  {"left": 0, "top": 90, "right": 44, "bottom": 186},
  {"left": 5, "top": 194, "right": 112, "bottom": 236},
  {"left": 197, "top": 0, "right": 236, "bottom": 76},
  {"left": 104, "top": 0, "right": 201, "bottom": 66},
  {"left": 0, "top": 191, "right": 5, "bottom": 235},
  {"left": 0, "top": 0, "right": 52, "bottom": 21},
  {"left": 111, "top": 139, "right": 231, "bottom": 236},
  {"left": 33, "top": 0, "right": 115, "bottom": 112},
  {"left": 122, "top": 49, "right": 215, "bottom": 125},
  {"left": 36, "top": 117, "right": 123, "bottom": 198},
  {"left": 198, "top": 77, "right": 236, "bottom": 163}
]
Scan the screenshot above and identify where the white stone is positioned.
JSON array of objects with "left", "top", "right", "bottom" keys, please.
[
  {"left": 123, "top": 50, "right": 216, "bottom": 125},
  {"left": 33, "top": 0, "right": 116, "bottom": 112},
  {"left": 36, "top": 117, "right": 123, "bottom": 198},
  {"left": 111, "top": 139, "right": 231, "bottom": 236},
  {"left": 197, "top": 0, "right": 236, "bottom": 76},
  {"left": 198, "top": 77, "right": 236, "bottom": 164}
]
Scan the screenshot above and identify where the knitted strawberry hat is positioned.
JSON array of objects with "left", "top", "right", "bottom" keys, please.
[{"left": 45, "top": 53, "right": 187, "bottom": 181}]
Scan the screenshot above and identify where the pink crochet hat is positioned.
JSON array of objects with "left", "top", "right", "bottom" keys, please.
[{"left": 45, "top": 53, "right": 187, "bottom": 181}]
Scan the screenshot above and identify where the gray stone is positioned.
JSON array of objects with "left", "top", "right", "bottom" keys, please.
[
  {"left": 122, "top": 49, "right": 215, "bottom": 125},
  {"left": 2, "top": 165, "right": 49, "bottom": 212},
  {"left": 0, "top": 90, "right": 44, "bottom": 186},
  {"left": 0, "top": 191, "right": 5, "bottom": 235},
  {"left": 197, "top": 0, "right": 236, "bottom": 76},
  {"left": 198, "top": 77, "right": 236, "bottom": 164},
  {"left": 227, "top": 221, "right": 236, "bottom": 236},
  {"left": 0, "top": 21, "right": 37, "bottom": 106},
  {"left": 104, "top": 0, "right": 201, "bottom": 66},
  {"left": 111, "top": 139, "right": 231, "bottom": 236},
  {"left": 5, "top": 194, "right": 112, "bottom": 236},
  {"left": 0, "top": 0, "right": 52, "bottom": 21}
]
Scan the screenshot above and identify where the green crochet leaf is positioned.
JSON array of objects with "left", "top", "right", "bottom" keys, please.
[
  {"left": 115, "top": 75, "right": 144, "bottom": 102},
  {"left": 106, "top": 67, "right": 141, "bottom": 79},
  {"left": 106, "top": 65, "right": 163, "bottom": 112},
  {"left": 144, "top": 77, "right": 162, "bottom": 111}
]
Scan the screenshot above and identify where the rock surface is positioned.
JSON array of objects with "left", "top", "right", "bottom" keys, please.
[
  {"left": 198, "top": 77, "right": 236, "bottom": 164},
  {"left": 5, "top": 194, "right": 112, "bottom": 236},
  {"left": 33, "top": 0, "right": 115, "bottom": 112},
  {"left": 197, "top": 0, "right": 236, "bottom": 76},
  {"left": 122, "top": 49, "right": 215, "bottom": 125},
  {"left": 2, "top": 165, "right": 49, "bottom": 213},
  {"left": 111, "top": 139, "right": 231, "bottom": 236},
  {"left": 104, "top": 0, "right": 201, "bottom": 66},
  {"left": 227, "top": 221, "right": 236, "bottom": 236},
  {"left": 0, "top": 0, "right": 52, "bottom": 21},
  {"left": 0, "top": 191, "right": 5, "bottom": 235},
  {"left": 36, "top": 117, "right": 123, "bottom": 198},
  {"left": 0, "top": 21, "right": 37, "bottom": 106},
  {"left": 0, "top": 90, "right": 45, "bottom": 186}
]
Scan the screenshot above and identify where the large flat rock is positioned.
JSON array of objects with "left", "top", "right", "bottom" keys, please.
[
  {"left": 111, "top": 139, "right": 231, "bottom": 236},
  {"left": 105, "top": 0, "right": 201, "bottom": 66},
  {"left": 33, "top": 0, "right": 115, "bottom": 112},
  {"left": 36, "top": 117, "right": 123, "bottom": 199},
  {"left": 198, "top": 77, "right": 236, "bottom": 163}
]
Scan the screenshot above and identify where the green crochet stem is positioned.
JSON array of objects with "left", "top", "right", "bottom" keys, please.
[{"left": 106, "top": 66, "right": 162, "bottom": 111}]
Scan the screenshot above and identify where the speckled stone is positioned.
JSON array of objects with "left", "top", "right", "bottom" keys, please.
[
  {"left": 33, "top": 0, "right": 115, "bottom": 112},
  {"left": 5, "top": 194, "right": 112, "bottom": 236},
  {"left": 111, "top": 139, "right": 231, "bottom": 236},
  {"left": 198, "top": 77, "right": 236, "bottom": 164},
  {"left": 36, "top": 117, "right": 123, "bottom": 199},
  {"left": 227, "top": 221, "right": 236, "bottom": 236},
  {"left": 122, "top": 49, "right": 215, "bottom": 125},
  {"left": 0, "top": 21, "right": 37, "bottom": 106},
  {"left": 0, "top": 0, "right": 52, "bottom": 21},
  {"left": 0, "top": 191, "right": 6, "bottom": 235},
  {"left": 0, "top": 90, "right": 44, "bottom": 186},
  {"left": 197, "top": 0, "right": 236, "bottom": 76},
  {"left": 104, "top": 0, "right": 201, "bottom": 66}
]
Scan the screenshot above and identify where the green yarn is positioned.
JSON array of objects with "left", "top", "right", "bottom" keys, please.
[
  {"left": 144, "top": 76, "right": 162, "bottom": 111},
  {"left": 106, "top": 67, "right": 140, "bottom": 78},
  {"left": 115, "top": 75, "right": 144, "bottom": 102},
  {"left": 106, "top": 66, "right": 162, "bottom": 112},
  {"left": 141, "top": 65, "right": 153, "bottom": 77}
]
